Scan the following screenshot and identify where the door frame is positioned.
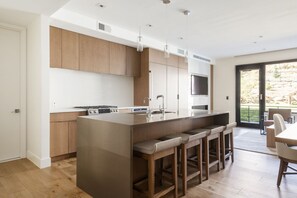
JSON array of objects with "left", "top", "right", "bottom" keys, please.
[
  {"left": 236, "top": 64, "right": 265, "bottom": 128},
  {"left": 0, "top": 23, "right": 27, "bottom": 160}
]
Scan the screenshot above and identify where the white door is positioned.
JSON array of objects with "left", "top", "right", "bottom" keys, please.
[
  {"left": 166, "top": 66, "right": 178, "bottom": 111},
  {"left": 149, "top": 63, "right": 167, "bottom": 109},
  {"left": 0, "top": 26, "right": 23, "bottom": 162}
]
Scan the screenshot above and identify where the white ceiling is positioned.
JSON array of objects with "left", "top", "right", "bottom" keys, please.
[
  {"left": 61, "top": 0, "right": 297, "bottom": 59},
  {"left": 0, "top": 0, "right": 296, "bottom": 59}
]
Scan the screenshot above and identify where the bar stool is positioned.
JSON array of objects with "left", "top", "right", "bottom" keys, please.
[
  {"left": 220, "top": 122, "right": 237, "bottom": 169},
  {"left": 162, "top": 129, "right": 209, "bottom": 195},
  {"left": 192, "top": 125, "right": 224, "bottom": 180},
  {"left": 133, "top": 137, "right": 182, "bottom": 198}
]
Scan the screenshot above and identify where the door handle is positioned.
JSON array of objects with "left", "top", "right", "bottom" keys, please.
[
  {"left": 260, "top": 94, "right": 263, "bottom": 100},
  {"left": 12, "top": 109, "right": 20, "bottom": 113}
]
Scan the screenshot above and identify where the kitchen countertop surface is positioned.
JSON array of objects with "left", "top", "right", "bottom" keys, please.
[
  {"left": 50, "top": 108, "right": 87, "bottom": 113},
  {"left": 79, "top": 109, "right": 229, "bottom": 126}
]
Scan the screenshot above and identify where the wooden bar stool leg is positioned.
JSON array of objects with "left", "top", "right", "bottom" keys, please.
[
  {"left": 204, "top": 138, "right": 209, "bottom": 180},
  {"left": 198, "top": 142, "right": 202, "bottom": 184},
  {"left": 172, "top": 147, "right": 178, "bottom": 198},
  {"left": 148, "top": 155, "right": 155, "bottom": 198},
  {"left": 216, "top": 136, "right": 221, "bottom": 171},
  {"left": 230, "top": 132, "right": 234, "bottom": 163},
  {"left": 181, "top": 144, "right": 187, "bottom": 195},
  {"left": 221, "top": 133, "right": 226, "bottom": 169}
]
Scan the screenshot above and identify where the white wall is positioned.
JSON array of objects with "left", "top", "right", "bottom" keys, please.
[
  {"left": 50, "top": 69, "right": 134, "bottom": 109},
  {"left": 27, "top": 15, "right": 50, "bottom": 168},
  {"left": 214, "top": 48, "right": 297, "bottom": 122},
  {"left": 188, "top": 58, "right": 210, "bottom": 109}
]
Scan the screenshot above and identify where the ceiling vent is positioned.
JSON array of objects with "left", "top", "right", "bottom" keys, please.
[
  {"left": 177, "top": 48, "right": 185, "bottom": 55},
  {"left": 192, "top": 54, "right": 211, "bottom": 63},
  {"left": 97, "top": 22, "right": 111, "bottom": 33}
]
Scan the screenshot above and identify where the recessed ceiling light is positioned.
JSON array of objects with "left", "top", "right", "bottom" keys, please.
[
  {"left": 178, "top": 37, "right": 184, "bottom": 40},
  {"left": 96, "top": 3, "right": 106, "bottom": 8},
  {"left": 259, "top": 35, "right": 263, "bottom": 38},
  {"left": 253, "top": 41, "right": 257, "bottom": 44}
]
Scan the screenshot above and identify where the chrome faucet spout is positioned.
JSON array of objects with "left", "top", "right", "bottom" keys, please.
[{"left": 156, "top": 95, "right": 165, "bottom": 114}]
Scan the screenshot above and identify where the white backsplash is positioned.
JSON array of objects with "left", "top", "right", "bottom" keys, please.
[{"left": 50, "top": 68, "right": 133, "bottom": 110}]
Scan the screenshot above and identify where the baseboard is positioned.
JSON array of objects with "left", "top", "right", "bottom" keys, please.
[{"left": 27, "top": 151, "right": 51, "bottom": 168}]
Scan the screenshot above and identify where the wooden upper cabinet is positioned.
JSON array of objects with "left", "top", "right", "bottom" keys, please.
[
  {"left": 109, "top": 42, "right": 126, "bottom": 75},
  {"left": 148, "top": 48, "right": 167, "bottom": 65},
  {"left": 79, "top": 34, "right": 95, "bottom": 72},
  {"left": 94, "top": 38, "right": 110, "bottom": 74},
  {"left": 178, "top": 56, "right": 188, "bottom": 69},
  {"left": 50, "top": 26, "right": 62, "bottom": 68},
  {"left": 61, "top": 29, "right": 79, "bottom": 70},
  {"left": 126, "top": 46, "right": 140, "bottom": 77},
  {"left": 167, "top": 54, "right": 179, "bottom": 67}
]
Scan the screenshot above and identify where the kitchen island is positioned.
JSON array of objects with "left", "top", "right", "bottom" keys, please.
[{"left": 76, "top": 110, "right": 229, "bottom": 198}]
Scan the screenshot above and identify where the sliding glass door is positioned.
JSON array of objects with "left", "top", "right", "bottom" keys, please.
[{"left": 236, "top": 64, "right": 265, "bottom": 128}]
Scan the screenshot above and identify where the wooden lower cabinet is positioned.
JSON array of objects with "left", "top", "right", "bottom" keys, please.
[
  {"left": 50, "top": 122, "right": 69, "bottom": 157},
  {"left": 50, "top": 111, "right": 86, "bottom": 159},
  {"left": 68, "top": 121, "right": 77, "bottom": 153}
]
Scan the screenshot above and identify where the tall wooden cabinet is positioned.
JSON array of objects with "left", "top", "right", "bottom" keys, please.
[{"left": 134, "top": 48, "right": 189, "bottom": 112}]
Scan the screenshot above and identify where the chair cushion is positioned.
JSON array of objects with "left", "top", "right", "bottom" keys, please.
[
  {"left": 186, "top": 128, "right": 210, "bottom": 139},
  {"left": 205, "top": 125, "right": 225, "bottom": 134},
  {"left": 162, "top": 133, "right": 191, "bottom": 144},
  {"left": 134, "top": 137, "right": 182, "bottom": 154}
]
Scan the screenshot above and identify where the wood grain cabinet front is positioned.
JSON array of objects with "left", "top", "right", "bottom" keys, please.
[
  {"left": 110, "top": 42, "right": 126, "bottom": 75},
  {"left": 126, "top": 46, "right": 140, "bottom": 77},
  {"left": 61, "top": 29, "right": 79, "bottom": 70},
  {"left": 50, "top": 26, "right": 62, "bottom": 68},
  {"left": 50, "top": 122, "right": 69, "bottom": 157},
  {"left": 50, "top": 111, "right": 86, "bottom": 159}
]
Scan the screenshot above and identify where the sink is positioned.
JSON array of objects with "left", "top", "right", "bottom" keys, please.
[
  {"left": 129, "top": 110, "right": 175, "bottom": 115},
  {"left": 151, "top": 110, "right": 175, "bottom": 114}
]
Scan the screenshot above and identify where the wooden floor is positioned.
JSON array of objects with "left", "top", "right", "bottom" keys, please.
[{"left": 0, "top": 150, "right": 297, "bottom": 197}]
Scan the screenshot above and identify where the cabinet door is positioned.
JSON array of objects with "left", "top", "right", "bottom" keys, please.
[
  {"left": 178, "top": 68, "right": 189, "bottom": 111},
  {"left": 126, "top": 46, "right": 140, "bottom": 77},
  {"left": 68, "top": 121, "right": 77, "bottom": 153},
  {"left": 50, "top": 26, "right": 61, "bottom": 68},
  {"left": 61, "top": 29, "right": 79, "bottom": 70},
  {"left": 149, "top": 63, "right": 167, "bottom": 109},
  {"left": 50, "top": 122, "right": 69, "bottom": 157},
  {"left": 167, "top": 66, "right": 178, "bottom": 111},
  {"left": 79, "top": 34, "right": 94, "bottom": 72},
  {"left": 149, "top": 48, "right": 167, "bottom": 65},
  {"left": 178, "top": 56, "right": 188, "bottom": 69},
  {"left": 167, "top": 54, "right": 178, "bottom": 67},
  {"left": 94, "top": 38, "right": 110, "bottom": 74},
  {"left": 110, "top": 42, "right": 126, "bottom": 75}
]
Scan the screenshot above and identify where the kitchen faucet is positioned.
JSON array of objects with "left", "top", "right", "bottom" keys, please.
[{"left": 156, "top": 95, "right": 165, "bottom": 114}]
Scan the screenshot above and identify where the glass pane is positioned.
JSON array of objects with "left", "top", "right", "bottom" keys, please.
[
  {"left": 266, "top": 62, "right": 297, "bottom": 112},
  {"left": 240, "top": 69, "right": 260, "bottom": 124}
]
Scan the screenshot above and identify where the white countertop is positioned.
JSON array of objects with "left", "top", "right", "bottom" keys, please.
[{"left": 50, "top": 108, "right": 87, "bottom": 113}]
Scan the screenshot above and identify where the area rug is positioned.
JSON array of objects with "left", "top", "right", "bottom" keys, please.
[{"left": 234, "top": 127, "right": 277, "bottom": 156}]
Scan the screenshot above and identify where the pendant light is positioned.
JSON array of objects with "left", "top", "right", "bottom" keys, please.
[
  {"left": 136, "top": 27, "right": 143, "bottom": 52},
  {"left": 184, "top": 10, "right": 191, "bottom": 63},
  {"left": 163, "top": 0, "right": 170, "bottom": 58}
]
